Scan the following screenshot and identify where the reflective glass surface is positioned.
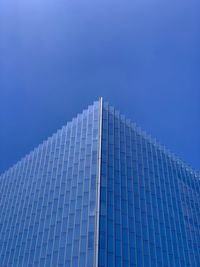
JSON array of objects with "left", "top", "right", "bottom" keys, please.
[
  {"left": 0, "top": 101, "right": 100, "bottom": 267},
  {"left": 0, "top": 99, "right": 199, "bottom": 267},
  {"left": 98, "top": 101, "right": 200, "bottom": 267}
]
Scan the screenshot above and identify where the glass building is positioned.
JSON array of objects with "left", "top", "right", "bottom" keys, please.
[{"left": 0, "top": 98, "right": 199, "bottom": 267}]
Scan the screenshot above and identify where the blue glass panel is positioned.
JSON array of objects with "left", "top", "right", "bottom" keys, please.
[
  {"left": 0, "top": 100, "right": 100, "bottom": 267},
  {"left": 99, "top": 101, "right": 200, "bottom": 267}
]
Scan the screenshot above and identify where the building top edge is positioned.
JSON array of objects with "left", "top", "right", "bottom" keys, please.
[{"left": 0, "top": 98, "right": 199, "bottom": 179}]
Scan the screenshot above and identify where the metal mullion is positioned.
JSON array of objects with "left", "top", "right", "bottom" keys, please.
[
  {"left": 28, "top": 140, "right": 52, "bottom": 265},
  {"left": 180, "top": 163, "right": 195, "bottom": 264},
  {"left": 152, "top": 142, "right": 167, "bottom": 265},
  {"left": 0, "top": 166, "right": 18, "bottom": 235},
  {"left": 61, "top": 120, "right": 74, "bottom": 264},
  {"left": 58, "top": 122, "right": 73, "bottom": 264},
  {"left": 57, "top": 124, "right": 71, "bottom": 239},
  {"left": 0, "top": 164, "right": 21, "bottom": 260},
  {"left": 121, "top": 119, "right": 130, "bottom": 266},
  {"left": 31, "top": 137, "right": 54, "bottom": 264},
  {"left": 148, "top": 140, "right": 161, "bottom": 267},
  {"left": 189, "top": 171, "right": 200, "bottom": 263},
  {"left": 43, "top": 130, "right": 63, "bottom": 266},
  {"left": 119, "top": 114, "right": 128, "bottom": 266},
  {"left": 112, "top": 107, "right": 115, "bottom": 267},
  {"left": 0, "top": 170, "right": 8, "bottom": 206},
  {"left": 20, "top": 146, "right": 45, "bottom": 266},
  {"left": 131, "top": 126, "right": 141, "bottom": 267},
  {"left": 166, "top": 155, "right": 184, "bottom": 266},
  {"left": 69, "top": 114, "right": 83, "bottom": 266},
  {"left": 107, "top": 106, "right": 115, "bottom": 266},
  {"left": 174, "top": 160, "right": 194, "bottom": 265},
  {"left": 191, "top": 171, "right": 200, "bottom": 232},
  {"left": 139, "top": 133, "right": 150, "bottom": 265},
  {"left": 154, "top": 143, "right": 173, "bottom": 266},
  {"left": 112, "top": 108, "right": 117, "bottom": 267},
  {"left": 180, "top": 164, "right": 198, "bottom": 265},
  {"left": 85, "top": 104, "right": 98, "bottom": 267},
  {"left": 94, "top": 98, "right": 102, "bottom": 267},
  {"left": 21, "top": 143, "right": 46, "bottom": 266},
  {"left": 86, "top": 106, "right": 99, "bottom": 266},
  {"left": 0, "top": 168, "right": 15, "bottom": 223},
  {"left": 67, "top": 117, "right": 80, "bottom": 267},
  {"left": 155, "top": 147, "right": 172, "bottom": 266},
  {"left": 63, "top": 117, "right": 78, "bottom": 265},
  {"left": 104, "top": 104, "right": 109, "bottom": 266},
  {"left": 37, "top": 133, "right": 60, "bottom": 263},
  {"left": 77, "top": 110, "right": 88, "bottom": 267},
  {"left": 48, "top": 127, "right": 67, "bottom": 267},
  {"left": 138, "top": 131, "right": 152, "bottom": 267},
  {"left": 124, "top": 121, "right": 132, "bottom": 267},
  {"left": 156, "top": 145, "right": 172, "bottom": 265},
  {"left": 56, "top": 125, "right": 71, "bottom": 263},
  {"left": 128, "top": 125, "right": 138, "bottom": 266},
  {"left": 161, "top": 150, "right": 177, "bottom": 266},
  {"left": 78, "top": 107, "right": 92, "bottom": 267},
  {"left": 113, "top": 110, "right": 122, "bottom": 266},
  {"left": 170, "top": 159, "right": 191, "bottom": 265},
  {"left": 134, "top": 129, "right": 145, "bottom": 267},
  {"left": 186, "top": 169, "right": 200, "bottom": 262},
  {"left": 142, "top": 136, "right": 157, "bottom": 267},
  {"left": 35, "top": 136, "right": 56, "bottom": 263},
  {"left": 4, "top": 154, "right": 33, "bottom": 266},
  {"left": 17, "top": 147, "right": 42, "bottom": 266},
  {"left": 10, "top": 153, "right": 37, "bottom": 265},
  {"left": 181, "top": 164, "right": 199, "bottom": 265}
]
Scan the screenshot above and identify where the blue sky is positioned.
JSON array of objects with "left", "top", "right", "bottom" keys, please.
[{"left": 0, "top": 0, "right": 200, "bottom": 173}]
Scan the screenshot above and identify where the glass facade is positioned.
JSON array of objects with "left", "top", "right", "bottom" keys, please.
[
  {"left": 0, "top": 98, "right": 199, "bottom": 267},
  {"left": 99, "top": 101, "right": 200, "bottom": 267},
  {"left": 0, "top": 100, "right": 100, "bottom": 267}
]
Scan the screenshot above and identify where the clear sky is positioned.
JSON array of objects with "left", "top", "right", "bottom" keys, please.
[{"left": 0, "top": 0, "right": 200, "bottom": 174}]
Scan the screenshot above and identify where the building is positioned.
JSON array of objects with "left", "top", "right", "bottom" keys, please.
[{"left": 0, "top": 98, "right": 199, "bottom": 267}]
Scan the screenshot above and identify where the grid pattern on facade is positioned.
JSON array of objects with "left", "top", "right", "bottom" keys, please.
[
  {"left": 0, "top": 101, "right": 100, "bottom": 267},
  {"left": 0, "top": 98, "right": 199, "bottom": 267},
  {"left": 98, "top": 101, "right": 200, "bottom": 267}
]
